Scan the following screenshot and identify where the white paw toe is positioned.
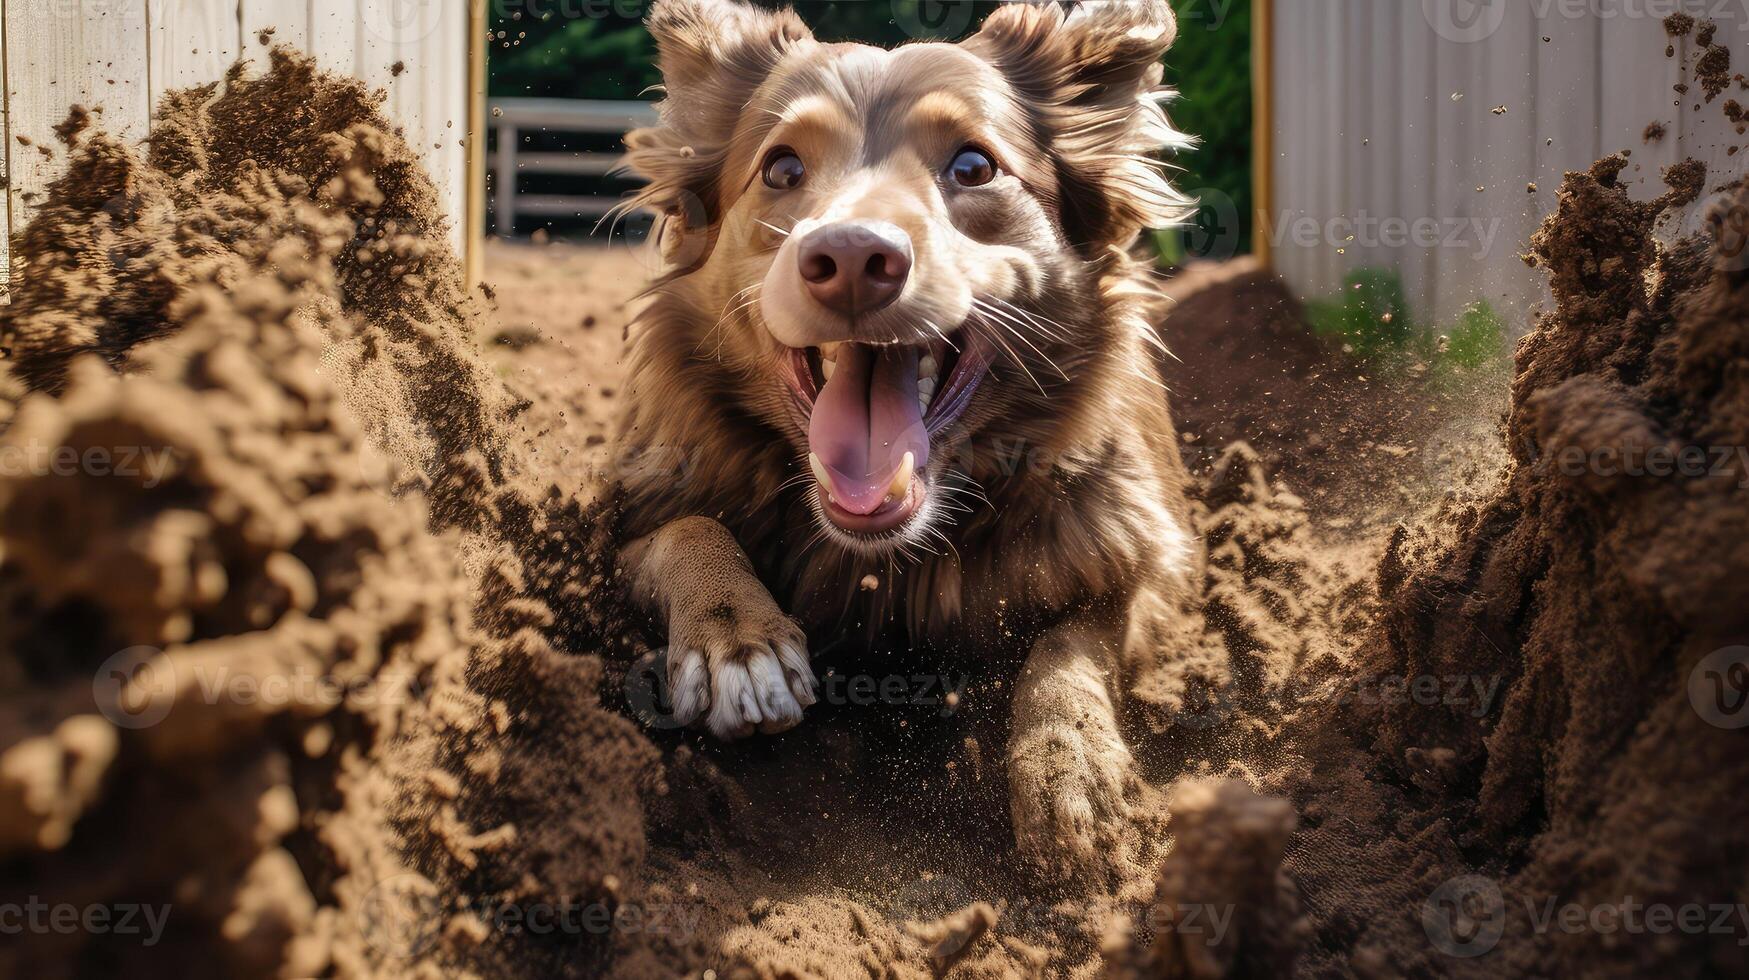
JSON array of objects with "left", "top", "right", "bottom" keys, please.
[
  {"left": 775, "top": 642, "right": 817, "bottom": 707},
  {"left": 707, "top": 661, "right": 760, "bottom": 740},
  {"left": 748, "top": 649, "right": 804, "bottom": 734},
  {"left": 668, "top": 649, "right": 709, "bottom": 727}
]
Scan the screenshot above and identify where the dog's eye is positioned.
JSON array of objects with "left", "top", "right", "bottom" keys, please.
[
  {"left": 948, "top": 147, "right": 996, "bottom": 187},
  {"left": 762, "top": 149, "right": 806, "bottom": 190}
]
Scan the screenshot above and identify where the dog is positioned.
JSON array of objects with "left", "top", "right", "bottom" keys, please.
[{"left": 612, "top": 0, "right": 1197, "bottom": 878}]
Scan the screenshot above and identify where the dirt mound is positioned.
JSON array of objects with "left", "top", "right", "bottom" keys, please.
[
  {"left": 4, "top": 40, "right": 1747, "bottom": 980},
  {"left": 0, "top": 49, "right": 651, "bottom": 978},
  {"left": 1244, "top": 161, "right": 1749, "bottom": 975}
]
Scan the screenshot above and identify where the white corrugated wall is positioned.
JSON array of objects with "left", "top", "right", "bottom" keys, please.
[
  {"left": 1, "top": 0, "right": 472, "bottom": 287},
  {"left": 1269, "top": 0, "right": 1747, "bottom": 329}
]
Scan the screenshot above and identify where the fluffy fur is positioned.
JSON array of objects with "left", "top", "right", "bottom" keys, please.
[{"left": 611, "top": 0, "right": 1199, "bottom": 880}]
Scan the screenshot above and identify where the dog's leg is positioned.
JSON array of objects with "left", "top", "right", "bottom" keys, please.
[
  {"left": 621, "top": 516, "right": 816, "bottom": 739},
  {"left": 1008, "top": 607, "right": 1138, "bottom": 883}
]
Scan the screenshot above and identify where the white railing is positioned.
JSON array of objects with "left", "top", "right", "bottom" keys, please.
[{"left": 489, "top": 98, "right": 659, "bottom": 235}]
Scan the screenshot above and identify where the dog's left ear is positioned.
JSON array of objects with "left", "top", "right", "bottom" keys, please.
[
  {"left": 967, "top": 0, "right": 1192, "bottom": 252},
  {"left": 625, "top": 0, "right": 814, "bottom": 229}
]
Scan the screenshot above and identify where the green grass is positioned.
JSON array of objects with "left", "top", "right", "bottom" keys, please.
[{"left": 1305, "top": 267, "right": 1510, "bottom": 375}]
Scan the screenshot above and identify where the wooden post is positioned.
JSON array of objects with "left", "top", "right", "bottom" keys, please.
[
  {"left": 464, "top": 0, "right": 486, "bottom": 285},
  {"left": 1250, "top": 0, "right": 1272, "bottom": 268}
]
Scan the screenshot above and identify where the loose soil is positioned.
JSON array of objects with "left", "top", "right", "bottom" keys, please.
[{"left": 1, "top": 45, "right": 1745, "bottom": 980}]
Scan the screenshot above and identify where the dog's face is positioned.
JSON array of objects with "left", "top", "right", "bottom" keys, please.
[{"left": 629, "top": 0, "right": 1189, "bottom": 554}]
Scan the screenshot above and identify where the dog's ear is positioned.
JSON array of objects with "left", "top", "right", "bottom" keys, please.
[
  {"left": 625, "top": 0, "right": 813, "bottom": 226},
  {"left": 967, "top": 0, "right": 1192, "bottom": 252}
]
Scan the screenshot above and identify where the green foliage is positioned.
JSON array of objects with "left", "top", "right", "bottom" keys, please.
[
  {"left": 491, "top": 12, "right": 658, "bottom": 100},
  {"left": 487, "top": 1, "right": 1253, "bottom": 253},
  {"left": 1439, "top": 301, "right": 1509, "bottom": 370},
  {"left": 489, "top": 1, "right": 1005, "bottom": 98},
  {"left": 1304, "top": 267, "right": 1510, "bottom": 372},
  {"left": 1305, "top": 268, "right": 1414, "bottom": 359},
  {"left": 1159, "top": 0, "right": 1252, "bottom": 260}
]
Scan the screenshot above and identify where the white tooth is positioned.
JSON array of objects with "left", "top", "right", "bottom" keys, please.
[
  {"left": 821, "top": 359, "right": 835, "bottom": 382},
  {"left": 818, "top": 342, "right": 841, "bottom": 362},
  {"left": 809, "top": 453, "right": 833, "bottom": 495},
  {"left": 887, "top": 451, "right": 915, "bottom": 501},
  {"left": 918, "top": 355, "right": 938, "bottom": 381},
  {"left": 917, "top": 377, "right": 936, "bottom": 413}
]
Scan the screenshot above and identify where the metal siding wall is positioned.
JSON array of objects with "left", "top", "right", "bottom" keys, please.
[
  {"left": 1271, "top": 0, "right": 1749, "bottom": 329},
  {"left": 4, "top": 1, "right": 153, "bottom": 236},
  {"left": 0, "top": 0, "right": 469, "bottom": 290}
]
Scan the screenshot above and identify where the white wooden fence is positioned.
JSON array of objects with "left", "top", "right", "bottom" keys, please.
[
  {"left": 1265, "top": 0, "right": 1747, "bottom": 328},
  {"left": 1, "top": 0, "right": 476, "bottom": 290},
  {"left": 488, "top": 97, "right": 656, "bottom": 235}
]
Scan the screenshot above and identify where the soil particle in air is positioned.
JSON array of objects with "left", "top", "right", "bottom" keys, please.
[{"left": 3, "top": 26, "right": 1748, "bottom": 980}]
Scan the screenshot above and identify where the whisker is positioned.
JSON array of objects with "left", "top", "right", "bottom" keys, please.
[
  {"left": 972, "top": 300, "right": 1069, "bottom": 382},
  {"left": 968, "top": 315, "right": 1046, "bottom": 395},
  {"left": 987, "top": 295, "right": 1072, "bottom": 344},
  {"left": 695, "top": 283, "right": 761, "bottom": 357},
  {"left": 754, "top": 218, "right": 794, "bottom": 239},
  {"left": 920, "top": 318, "right": 960, "bottom": 353}
]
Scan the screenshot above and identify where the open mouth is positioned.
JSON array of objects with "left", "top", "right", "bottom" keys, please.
[{"left": 785, "top": 333, "right": 990, "bottom": 537}]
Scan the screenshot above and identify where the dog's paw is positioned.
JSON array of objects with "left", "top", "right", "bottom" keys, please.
[
  {"left": 1008, "top": 718, "right": 1139, "bottom": 885},
  {"left": 665, "top": 583, "right": 816, "bottom": 740}
]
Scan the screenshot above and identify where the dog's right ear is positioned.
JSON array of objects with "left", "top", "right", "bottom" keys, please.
[{"left": 625, "top": 0, "right": 813, "bottom": 225}]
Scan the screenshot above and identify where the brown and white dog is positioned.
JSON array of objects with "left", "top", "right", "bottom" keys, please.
[{"left": 613, "top": 0, "right": 1197, "bottom": 876}]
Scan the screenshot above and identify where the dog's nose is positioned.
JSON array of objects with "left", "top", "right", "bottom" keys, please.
[{"left": 797, "top": 220, "right": 912, "bottom": 315}]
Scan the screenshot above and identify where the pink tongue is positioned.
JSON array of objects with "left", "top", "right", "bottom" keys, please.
[{"left": 808, "top": 344, "right": 930, "bottom": 515}]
